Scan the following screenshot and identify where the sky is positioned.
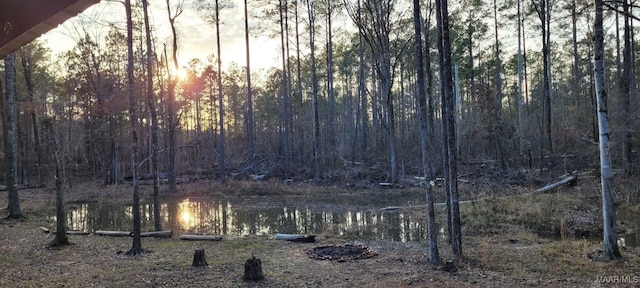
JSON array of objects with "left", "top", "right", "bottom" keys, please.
[{"left": 39, "top": 0, "right": 282, "bottom": 73}]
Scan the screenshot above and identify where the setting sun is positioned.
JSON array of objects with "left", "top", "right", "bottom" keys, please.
[{"left": 176, "top": 67, "right": 188, "bottom": 80}]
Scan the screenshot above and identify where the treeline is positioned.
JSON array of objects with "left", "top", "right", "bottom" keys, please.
[{"left": 1, "top": 0, "right": 638, "bottom": 188}]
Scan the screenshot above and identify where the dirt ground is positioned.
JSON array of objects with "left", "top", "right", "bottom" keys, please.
[{"left": 1, "top": 179, "right": 640, "bottom": 287}]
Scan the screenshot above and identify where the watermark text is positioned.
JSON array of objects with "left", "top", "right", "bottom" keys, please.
[{"left": 595, "top": 275, "right": 639, "bottom": 284}]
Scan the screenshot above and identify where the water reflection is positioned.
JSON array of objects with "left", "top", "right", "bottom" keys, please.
[
  {"left": 56, "top": 198, "right": 640, "bottom": 246},
  {"left": 617, "top": 207, "right": 640, "bottom": 248},
  {"left": 55, "top": 197, "right": 429, "bottom": 242}
]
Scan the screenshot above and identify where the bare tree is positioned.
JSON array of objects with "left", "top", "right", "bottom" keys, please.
[
  {"left": 326, "top": 0, "right": 336, "bottom": 158},
  {"left": 165, "top": 0, "right": 183, "bottom": 192},
  {"left": 244, "top": 0, "right": 255, "bottom": 169},
  {"left": 344, "top": 0, "right": 401, "bottom": 182},
  {"left": 3, "top": 52, "right": 23, "bottom": 219},
  {"left": 293, "top": 0, "right": 305, "bottom": 161},
  {"left": 593, "top": 0, "right": 621, "bottom": 261},
  {"left": 413, "top": 0, "right": 439, "bottom": 266},
  {"left": 19, "top": 46, "right": 45, "bottom": 187},
  {"left": 517, "top": 0, "right": 525, "bottom": 153},
  {"left": 279, "top": 0, "right": 291, "bottom": 179},
  {"left": 352, "top": 0, "right": 366, "bottom": 164},
  {"left": 436, "top": 0, "right": 462, "bottom": 260},
  {"left": 533, "top": 0, "right": 553, "bottom": 156},
  {"left": 307, "top": 0, "right": 322, "bottom": 181},
  {"left": 618, "top": 0, "right": 634, "bottom": 176},
  {"left": 142, "top": 0, "right": 162, "bottom": 231},
  {"left": 492, "top": 0, "right": 506, "bottom": 169},
  {"left": 215, "top": 0, "right": 226, "bottom": 183},
  {"left": 125, "top": 0, "right": 144, "bottom": 256}
]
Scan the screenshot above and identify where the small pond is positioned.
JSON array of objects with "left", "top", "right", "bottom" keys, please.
[
  {"left": 57, "top": 193, "right": 432, "bottom": 242},
  {"left": 51, "top": 194, "right": 640, "bottom": 246}
]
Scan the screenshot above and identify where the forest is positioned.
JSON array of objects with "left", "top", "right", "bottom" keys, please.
[
  {"left": 0, "top": 0, "right": 639, "bottom": 285},
  {"left": 2, "top": 0, "right": 635, "bottom": 187}
]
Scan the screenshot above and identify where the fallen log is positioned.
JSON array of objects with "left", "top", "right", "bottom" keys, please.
[
  {"left": 65, "top": 230, "right": 90, "bottom": 235},
  {"left": 140, "top": 230, "right": 172, "bottom": 238},
  {"left": 534, "top": 176, "right": 576, "bottom": 193},
  {"left": 275, "top": 233, "right": 316, "bottom": 243},
  {"left": 40, "top": 227, "right": 89, "bottom": 235},
  {"left": 434, "top": 200, "right": 475, "bottom": 206},
  {"left": 179, "top": 234, "right": 222, "bottom": 241},
  {"left": 380, "top": 200, "right": 475, "bottom": 211},
  {"left": 95, "top": 230, "right": 132, "bottom": 237}
]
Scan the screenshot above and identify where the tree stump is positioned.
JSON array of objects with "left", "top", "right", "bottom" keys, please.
[
  {"left": 192, "top": 248, "right": 208, "bottom": 267},
  {"left": 243, "top": 256, "right": 264, "bottom": 281}
]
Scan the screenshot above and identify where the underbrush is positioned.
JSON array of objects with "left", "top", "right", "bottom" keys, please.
[{"left": 461, "top": 186, "right": 603, "bottom": 239}]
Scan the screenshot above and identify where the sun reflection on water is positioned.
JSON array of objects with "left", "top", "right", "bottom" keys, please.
[{"left": 57, "top": 196, "right": 438, "bottom": 243}]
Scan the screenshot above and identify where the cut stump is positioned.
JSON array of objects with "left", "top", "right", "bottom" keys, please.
[
  {"left": 243, "top": 256, "right": 264, "bottom": 281},
  {"left": 192, "top": 248, "right": 208, "bottom": 267}
]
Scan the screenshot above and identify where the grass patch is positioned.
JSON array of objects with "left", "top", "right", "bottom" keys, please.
[{"left": 2, "top": 179, "right": 640, "bottom": 287}]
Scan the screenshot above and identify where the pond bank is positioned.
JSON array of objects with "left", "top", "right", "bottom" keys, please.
[{"left": 1, "top": 179, "right": 640, "bottom": 287}]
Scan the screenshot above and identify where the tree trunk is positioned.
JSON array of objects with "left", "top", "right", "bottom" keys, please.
[
  {"left": 493, "top": 0, "right": 506, "bottom": 170},
  {"left": 294, "top": 0, "right": 304, "bottom": 162},
  {"left": 279, "top": 0, "right": 291, "bottom": 180},
  {"left": 619, "top": 0, "right": 633, "bottom": 176},
  {"left": 358, "top": 0, "right": 369, "bottom": 163},
  {"left": 141, "top": 0, "right": 161, "bottom": 232},
  {"left": 166, "top": 0, "right": 181, "bottom": 193},
  {"left": 3, "top": 52, "right": 22, "bottom": 219},
  {"left": 533, "top": 0, "right": 553, "bottom": 157},
  {"left": 593, "top": 0, "right": 621, "bottom": 260},
  {"left": 125, "top": 0, "right": 143, "bottom": 256},
  {"left": 572, "top": 0, "right": 580, "bottom": 109},
  {"left": 326, "top": 0, "right": 336, "bottom": 161},
  {"left": 49, "top": 166, "right": 70, "bottom": 247},
  {"left": 19, "top": 47, "right": 44, "bottom": 187},
  {"left": 244, "top": 0, "right": 255, "bottom": 169},
  {"left": 436, "top": 0, "right": 461, "bottom": 260},
  {"left": 307, "top": 0, "right": 321, "bottom": 181},
  {"left": 517, "top": 0, "right": 525, "bottom": 154},
  {"left": 215, "top": 0, "right": 226, "bottom": 183},
  {"left": 17, "top": 71, "right": 30, "bottom": 187},
  {"left": 352, "top": 0, "right": 364, "bottom": 164},
  {"left": 413, "top": 0, "right": 439, "bottom": 266},
  {"left": 284, "top": 4, "right": 295, "bottom": 166}
]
